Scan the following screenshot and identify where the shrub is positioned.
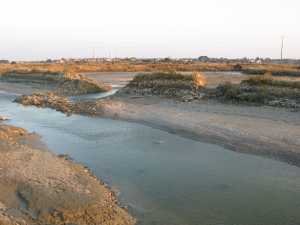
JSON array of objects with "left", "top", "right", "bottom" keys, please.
[
  {"left": 128, "top": 72, "right": 207, "bottom": 89},
  {"left": 125, "top": 72, "right": 207, "bottom": 98},
  {"left": 192, "top": 72, "right": 207, "bottom": 88},
  {"left": 242, "top": 74, "right": 300, "bottom": 89},
  {"left": 131, "top": 72, "right": 193, "bottom": 82},
  {"left": 241, "top": 68, "right": 267, "bottom": 75},
  {"left": 217, "top": 82, "right": 241, "bottom": 100},
  {"left": 237, "top": 88, "right": 270, "bottom": 103},
  {"left": 233, "top": 64, "right": 242, "bottom": 71},
  {"left": 216, "top": 81, "right": 276, "bottom": 103}
]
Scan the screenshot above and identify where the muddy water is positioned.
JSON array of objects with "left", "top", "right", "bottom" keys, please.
[{"left": 1, "top": 92, "right": 300, "bottom": 225}]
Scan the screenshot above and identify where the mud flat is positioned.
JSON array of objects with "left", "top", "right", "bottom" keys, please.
[
  {"left": 13, "top": 72, "right": 300, "bottom": 165},
  {"left": 0, "top": 122, "right": 135, "bottom": 225},
  {"left": 15, "top": 92, "right": 300, "bottom": 168}
]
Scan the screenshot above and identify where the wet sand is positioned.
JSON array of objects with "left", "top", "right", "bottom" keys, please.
[
  {"left": 0, "top": 123, "right": 135, "bottom": 225},
  {"left": 7, "top": 71, "right": 300, "bottom": 166},
  {"left": 14, "top": 87, "right": 300, "bottom": 167},
  {"left": 89, "top": 94, "right": 300, "bottom": 166}
]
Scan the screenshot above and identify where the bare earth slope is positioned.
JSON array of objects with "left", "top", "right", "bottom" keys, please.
[{"left": 0, "top": 123, "right": 135, "bottom": 225}]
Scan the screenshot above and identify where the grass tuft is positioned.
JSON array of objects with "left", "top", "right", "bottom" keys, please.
[{"left": 242, "top": 73, "right": 300, "bottom": 89}]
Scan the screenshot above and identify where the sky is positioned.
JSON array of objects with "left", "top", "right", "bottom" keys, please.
[{"left": 0, "top": 0, "right": 299, "bottom": 60}]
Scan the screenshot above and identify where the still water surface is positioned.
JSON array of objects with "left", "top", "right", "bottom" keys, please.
[{"left": 1, "top": 92, "right": 300, "bottom": 225}]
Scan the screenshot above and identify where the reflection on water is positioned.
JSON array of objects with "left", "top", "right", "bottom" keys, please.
[
  {"left": 1, "top": 93, "right": 300, "bottom": 225},
  {"left": 70, "top": 89, "right": 118, "bottom": 101}
]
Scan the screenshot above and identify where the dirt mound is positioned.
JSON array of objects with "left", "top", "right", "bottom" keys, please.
[
  {"left": 55, "top": 72, "right": 111, "bottom": 95},
  {"left": 15, "top": 92, "right": 74, "bottom": 115},
  {"left": 15, "top": 92, "right": 112, "bottom": 117},
  {"left": 0, "top": 70, "right": 111, "bottom": 96},
  {"left": 121, "top": 72, "right": 206, "bottom": 101},
  {"left": 0, "top": 116, "right": 8, "bottom": 121},
  {"left": 0, "top": 124, "right": 28, "bottom": 144},
  {"left": 0, "top": 69, "right": 64, "bottom": 83},
  {"left": 0, "top": 124, "right": 135, "bottom": 225}
]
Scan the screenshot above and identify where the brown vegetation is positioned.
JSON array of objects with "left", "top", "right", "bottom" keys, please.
[
  {"left": 0, "top": 62, "right": 233, "bottom": 74},
  {"left": 15, "top": 92, "right": 74, "bottom": 115},
  {"left": 55, "top": 72, "right": 111, "bottom": 95},
  {"left": 242, "top": 73, "right": 300, "bottom": 89},
  {"left": 0, "top": 69, "right": 111, "bottom": 95},
  {"left": 214, "top": 73, "right": 300, "bottom": 108},
  {"left": 122, "top": 72, "right": 206, "bottom": 100},
  {"left": 1, "top": 62, "right": 300, "bottom": 75},
  {"left": 15, "top": 92, "right": 106, "bottom": 116}
]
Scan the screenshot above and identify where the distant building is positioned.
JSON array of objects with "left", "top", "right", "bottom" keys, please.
[
  {"left": 60, "top": 58, "right": 67, "bottom": 63},
  {"left": 198, "top": 56, "right": 209, "bottom": 62},
  {"left": 254, "top": 57, "right": 263, "bottom": 64},
  {"left": 263, "top": 58, "right": 272, "bottom": 63}
]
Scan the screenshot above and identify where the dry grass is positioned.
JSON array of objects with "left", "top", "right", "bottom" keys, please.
[
  {"left": 124, "top": 72, "right": 207, "bottom": 98},
  {"left": 192, "top": 72, "right": 207, "bottom": 87},
  {"left": 131, "top": 72, "right": 192, "bottom": 81},
  {"left": 242, "top": 72, "right": 300, "bottom": 89},
  {"left": 129, "top": 72, "right": 207, "bottom": 88},
  {"left": 1, "top": 62, "right": 299, "bottom": 75},
  {"left": 216, "top": 72, "right": 300, "bottom": 106}
]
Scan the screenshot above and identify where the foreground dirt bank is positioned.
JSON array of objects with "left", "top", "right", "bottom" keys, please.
[
  {"left": 0, "top": 123, "right": 135, "bottom": 225},
  {"left": 15, "top": 91, "right": 300, "bottom": 167}
]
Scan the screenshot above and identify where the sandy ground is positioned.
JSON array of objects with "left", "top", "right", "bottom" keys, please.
[{"left": 0, "top": 123, "right": 135, "bottom": 225}]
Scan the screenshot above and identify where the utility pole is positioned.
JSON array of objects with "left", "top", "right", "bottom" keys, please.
[
  {"left": 281, "top": 36, "right": 285, "bottom": 61},
  {"left": 92, "top": 47, "right": 96, "bottom": 59}
]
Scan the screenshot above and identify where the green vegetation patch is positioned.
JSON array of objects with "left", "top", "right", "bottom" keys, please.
[
  {"left": 217, "top": 83, "right": 277, "bottom": 104},
  {"left": 1, "top": 69, "right": 61, "bottom": 76},
  {"left": 130, "top": 72, "right": 193, "bottom": 82},
  {"left": 242, "top": 77, "right": 300, "bottom": 89},
  {"left": 242, "top": 69, "right": 300, "bottom": 77},
  {"left": 125, "top": 72, "right": 207, "bottom": 99},
  {"left": 216, "top": 77, "right": 300, "bottom": 108}
]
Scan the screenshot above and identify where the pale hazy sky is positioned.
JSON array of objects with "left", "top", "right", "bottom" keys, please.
[{"left": 0, "top": 0, "right": 299, "bottom": 60}]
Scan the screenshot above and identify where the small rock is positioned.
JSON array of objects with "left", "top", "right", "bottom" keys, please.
[
  {"left": 182, "top": 95, "right": 194, "bottom": 102},
  {"left": 153, "top": 140, "right": 164, "bottom": 145},
  {"left": 0, "top": 116, "right": 9, "bottom": 121}
]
